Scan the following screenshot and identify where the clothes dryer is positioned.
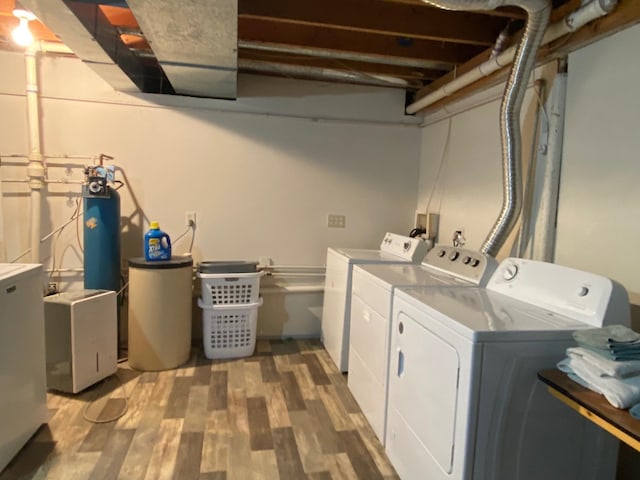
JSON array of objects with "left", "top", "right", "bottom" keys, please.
[
  {"left": 321, "top": 233, "right": 429, "bottom": 372},
  {"left": 348, "top": 245, "right": 496, "bottom": 443},
  {"left": 386, "top": 257, "right": 630, "bottom": 480}
]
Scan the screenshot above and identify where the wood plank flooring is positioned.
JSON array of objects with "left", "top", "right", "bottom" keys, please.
[{"left": 1, "top": 339, "right": 399, "bottom": 480}]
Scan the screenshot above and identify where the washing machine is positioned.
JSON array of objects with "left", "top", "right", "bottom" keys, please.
[
  {"left": 348, "top": 245, "right": 497, "bottom": 443},
  {"left": 321, "top": 232, "right": 430, "bottom": 372},
  {"left": 385, "top": 257, "right": 630, "bottom": 480}
]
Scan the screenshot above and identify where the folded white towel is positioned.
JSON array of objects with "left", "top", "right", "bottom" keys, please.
[
  {"left": 566, "top": 347, "right": 640, "bottom": 378},
  {"left": 557, "top": 355, "right": 640, "bottom": 409}
]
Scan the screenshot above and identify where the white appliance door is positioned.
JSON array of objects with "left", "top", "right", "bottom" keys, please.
[
  {"left": 386, "top": 308, "right": 460, "bottom": 479},
  {"left": 0, "top": 266, "right": 47, "bottom": 472},
  {"left": 321, "top": 250, "right": 350, "bottom": 371},
  {"left": 348, "top": 293, "right": 390, "bottom": 442}
]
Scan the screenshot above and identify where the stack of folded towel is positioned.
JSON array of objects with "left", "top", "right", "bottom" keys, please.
[{"left": 558, "top": 325, "right": 640, "bottom": 417}]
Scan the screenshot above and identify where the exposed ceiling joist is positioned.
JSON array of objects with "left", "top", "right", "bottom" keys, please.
[
  {"left": 238, "top": 0, "right": 513, "bottom": 46},
  {"left": 237, "top": 17, "right": 485, "bottom": 66}
]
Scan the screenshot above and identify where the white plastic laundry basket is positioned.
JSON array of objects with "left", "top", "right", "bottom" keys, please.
[
  {"left": 198, "top": 271, "right": 264, "bottom": 306},
  {"left": 198, "top": 298, "right": 263, "bottom": 359}
]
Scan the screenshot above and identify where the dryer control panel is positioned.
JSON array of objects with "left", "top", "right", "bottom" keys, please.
[
  {"left": 379, "top": 233, "right": 430, "bottom": 262},
  {"left": 422, "top": 245, "right": 497, "bottom": 286},
  {"left": 488, "top": 257, "right": 630, "bottom": 328}
]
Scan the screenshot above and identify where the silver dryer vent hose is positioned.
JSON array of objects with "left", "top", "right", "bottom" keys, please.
[{"left": 422, "top": 0, "right": 551, "bottom": 257}]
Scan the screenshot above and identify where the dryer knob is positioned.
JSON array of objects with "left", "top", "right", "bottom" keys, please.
[
  {"left": 398, "top": 321, "right": 404, "bottom": 334},
  {"left": 438, "top": 249, "right": 446, "bottom": 258},
  {"left": 449, "top": 251, "right": 460, "bottom": 261},
  {"left": 503, "top": 263, "right": 519, "bottom": 281}
]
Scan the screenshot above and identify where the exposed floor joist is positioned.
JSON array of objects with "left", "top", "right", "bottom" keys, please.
[{"left": 238, "top": 0, "right": 516, "bottom": 46}]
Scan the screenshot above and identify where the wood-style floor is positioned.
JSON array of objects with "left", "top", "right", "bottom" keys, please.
[{"left": 1, "top": 339, "right": 400, "bottom": 480}]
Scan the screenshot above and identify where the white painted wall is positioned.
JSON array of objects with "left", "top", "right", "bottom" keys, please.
[
  {"left": 417, "top": 78, "right": 540, "bottom": 255},
  {"left": 556, "top": 24, "right": 640, "bottom": 304},
  {"left": 0, "top": 51, "right": 420, "bottom": 270}
]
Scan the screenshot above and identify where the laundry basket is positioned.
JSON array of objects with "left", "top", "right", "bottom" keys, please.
[
  {"left": 197, "top": 261, "right": 264, "bottom": 359},
  {"left": 198, "top": 298, "right": 263, "bottom": 359},
  {"left": 197, "top": 262, "right": 263, "bottom": 306}
]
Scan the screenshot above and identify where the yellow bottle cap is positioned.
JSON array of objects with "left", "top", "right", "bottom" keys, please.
[{"left": 150, "top": 221, "right": 160, "bottom": 229}]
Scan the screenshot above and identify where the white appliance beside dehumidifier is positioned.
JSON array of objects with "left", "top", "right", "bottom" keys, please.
[
  {"left": 321, "top": 232, "right": 430, "bottom": 372},
  {"left": 0, "top": 264, "right": 47, "bottom": 473},
  {"left": 386, "top": 257, "right": 629, "bottom": 480},
  {"left": 348, "top": 245, "right": 496, "bottom": 444}
]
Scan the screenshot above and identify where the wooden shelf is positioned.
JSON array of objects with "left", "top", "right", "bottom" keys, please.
[{"left": 538, "top": 369, "right": 640, "bottom": 452}]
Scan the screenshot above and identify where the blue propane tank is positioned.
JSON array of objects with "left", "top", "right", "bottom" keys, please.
[
  {"left": 83, "top": 188, "right": 121, "bottom": 292},
  {"left": 144, "top": 221, "right": 172, "bottom": 261}
]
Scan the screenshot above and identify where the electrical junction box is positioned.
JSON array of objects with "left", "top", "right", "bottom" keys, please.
[{"left": 44, "top": 289, "right": 117, "bottom": 393}]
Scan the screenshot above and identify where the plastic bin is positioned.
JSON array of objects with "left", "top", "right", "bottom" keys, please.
[
  {"left": 198, "top": 270, "right": 264, "bottom": 306},
  {"left": 198, "top": 298, "right": 262, "bottom": 359},
  {"left": 198, "top": 261, "right": 258, "bottom": 274},
  {"left": 128, "top": 257, "right": 193, "bottom": 371}
]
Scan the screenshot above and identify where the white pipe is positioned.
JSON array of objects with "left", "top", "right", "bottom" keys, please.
[
  {"left": 267, "top": 273, "right": 325, "bottom": 278},
  {"left": 260, "top": 285, "right": 325, "bottom": 294},
  {"left": 532, "top": 71, "right": 567, "bottom": 262},
  {"left": 0, "top": 159, "right": 6, "bottom": 262},
  {"left": 1, "top": 179, "right": 84, "bottom": 184},
  {"left": 517, "top": 78, "right": 546, "bottom": 258},
  {"left": 25, "top": 46, "right": 45, "bottom": 264},
  {"left": 44, "top": 268, "right": 83, "bottom": 273},
  {"left": 38, "top": 40, "right": 73, "bottom": 55},
  {"left": 407, "top": 0, "right": 617, "bottom": 114},
  {"left": 262, "top": 265, "right": 325, "bottom": 271}
]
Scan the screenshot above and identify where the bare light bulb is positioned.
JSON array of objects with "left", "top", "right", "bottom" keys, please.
[{"left": 12, "top": 10, "right": 36, "bottom": 47}]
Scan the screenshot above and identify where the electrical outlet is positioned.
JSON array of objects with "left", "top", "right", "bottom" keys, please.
[
  {"left": 453, "top": 228, "right": 466, "bottom": 247},
  {"left": 185, "top": 211, "right": 196, "bottom": 227},
  {"left": 46, "top": 282, "right": 58, "bottom": 295},
  {"left": 327, "top": 214, "right": 346, "bottom": 228},
  {"left": 415, "top": 212, "right": 427, "bottom": 229}
]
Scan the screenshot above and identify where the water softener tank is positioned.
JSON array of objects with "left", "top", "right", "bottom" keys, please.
[{"left": 84, "top": 188, "right": 121, "bottom": 292}]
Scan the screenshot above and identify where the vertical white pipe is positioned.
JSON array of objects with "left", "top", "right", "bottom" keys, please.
[
  {"left": 532, "top": 70, "right": 567, "bottom": 262},
  {"left": 0, "top": 157, "right": 6, "bottom": 262},
  {"left": 25, "top": 46, "right": 45, "bottom": 264},
  {"left": 517, "top": 78, "right": 546, "bottom": 258}
]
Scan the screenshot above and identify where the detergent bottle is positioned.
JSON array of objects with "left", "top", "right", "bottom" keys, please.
[{"left": 144, "top": 221, "right": 171, "bottom": 261}]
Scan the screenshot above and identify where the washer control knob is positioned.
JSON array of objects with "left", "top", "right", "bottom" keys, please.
[
  {"left": 462, "top": 256, "right": 471, "bottom": 265},
  {"left": 471, "top": 259, "right": 480, "bottom": 267},
  {"left": 503, "top": 263, "right": 519, "bottom": 280},
  {"left": 578, "top": 286, "right": 589, "bottom": 297},
  {"left": 449, "top": 251, "right": 460, "bottom": 261},
  {"left": 438, "top": 249, "right": 446, "bottom": 258},
  {"left": 403, "top": 242, "right": 411, "bottom": 252}
]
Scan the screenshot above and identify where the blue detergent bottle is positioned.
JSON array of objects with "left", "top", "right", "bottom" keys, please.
[{"left": 144, "top": 221, "right": 171, "bottom": 261}]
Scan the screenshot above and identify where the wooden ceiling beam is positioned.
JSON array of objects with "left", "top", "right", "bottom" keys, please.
[
  {"left": 239, "top": 17, "right": 485, "bottom": 66},
  {"left": 238, "top": 0, "right": 510, "bottom": 46}
]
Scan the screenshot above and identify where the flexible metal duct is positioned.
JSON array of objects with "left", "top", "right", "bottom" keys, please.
[{"left": 422, "top": 0, "right": 551, "bottom": 256}]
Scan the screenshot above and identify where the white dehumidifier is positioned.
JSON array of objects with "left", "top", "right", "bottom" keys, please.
[{"left": 44, "top": 289, "right": 118, "bottom": 393}]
